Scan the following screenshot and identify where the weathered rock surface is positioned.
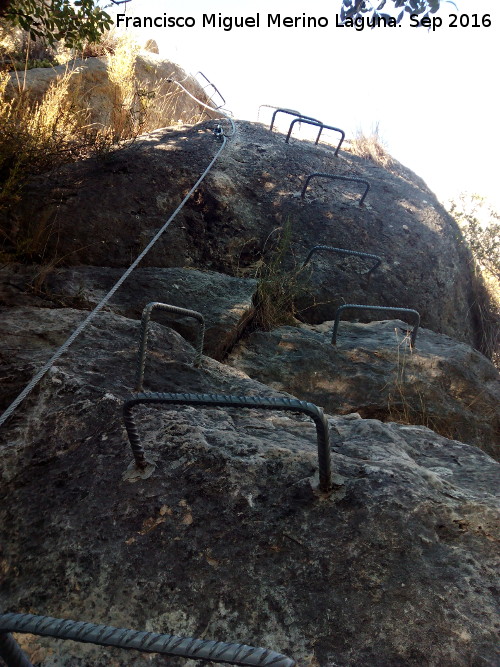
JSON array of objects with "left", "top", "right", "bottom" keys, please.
[
  {"left": 1, "top": 121, "right": 481, "bottom": 348},
  {"left": 0, "top": 265, "right": 257, "bottom": 360},
  {"left": 6, "top": 53, "right": 215, "bottom": 129},
  {"left": 228, "top": 320, "right": 500, "bottom": 459},
  {"left": 0, "top": 307, "right": 499, "bottom": 666}
]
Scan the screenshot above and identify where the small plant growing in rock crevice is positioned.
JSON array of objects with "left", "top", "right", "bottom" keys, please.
[{"left": 251, "top": 220, "right": 310, "bottom": 331}]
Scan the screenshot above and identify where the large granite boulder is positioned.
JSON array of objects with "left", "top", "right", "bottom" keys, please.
[
  {"left": 228, "top": 320, "right": 500, "bottom": 459},
  {"left": 1, "top": 121, "right": 483, "bottom": 349},
  {"left": 0, "top": 265, "right": 257, "bottom": 360},
  {"left": 0, "top": 306, "right": 498, "bottom": 666},
  {"left": 5, "top": 53, "right": 214, "bottom": 130}
]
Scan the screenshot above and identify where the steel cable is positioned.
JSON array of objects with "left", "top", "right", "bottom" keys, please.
[
  {"left": 0, "top": 128, "right": 230, "bottom": 429},
  {"left": 0, "top": 613, "right": 295, "bottom": 667},
  {"left": 167, "top": 79, "right": 236, "bottom": 137}
]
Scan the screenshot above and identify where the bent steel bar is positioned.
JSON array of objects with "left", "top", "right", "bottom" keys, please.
[
  {"left": 0, "top": 613, "right": 295, "bottom": 667},
  {"left": 258, "top": 104, "right": 296, "bottom": 122},
  {"left": 195, "top": 71, "right": 226, "bottom": 109},
  {"left": 302, "top": 245, "right": 382, "bottom": 278},
  {"left": 0, "top": 631, "right": 32, "bottom": 667},
  {"left": 301, "top": 173, "right": 370, "bottom": 206},
  {"left": 331, "top": 304, "right": 420, "bottom": 347},
  {"left": 123, "top": 392, "right": 332, "bottom": 492},
  {"left": 135, "top": 302, "right": 205, "bottom": 391},
  {"left": 269, "top": 108, "right": 321, "bottom": 132},
  {"left": 285, "top": 119, "right": 345, "bottom": 156}
]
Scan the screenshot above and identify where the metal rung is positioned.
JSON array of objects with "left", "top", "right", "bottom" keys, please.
[
  {"left": 269, "top": 108, "right": 322, "bottom": 132},
  {"left": 0, "top": 613, "right": 295, "bottom": 667},
  {"left": 302, "top": 245, "right": 382, "bottom": 279},
  {"left": 123, "top": 392, "right": 332, "bottom": 492},
  {"left": 258, "top": 104, "right": 299, "bottom": 122},
  {"left": 135, "top": 302, "right": 205, "bottom": 392},
  {"left": 285, "top": 118, "right": 345, "bottom": 156},
  {"left": 331, "top": 304, "right": 420, "bottom": 347},
  {"left": 301, "top": 173, "right": 370, "bottom": 206},
  {"left": 194, "top": 71, "right": 226, "bottom": 109}
]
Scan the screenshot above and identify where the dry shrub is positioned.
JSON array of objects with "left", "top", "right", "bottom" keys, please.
[
  {"left": 347, "top": 123, "right": 394, "bottom": 169},
  {"left": 251, "top": 222, "right": 309, "bottom": 331},
  {"left": 469, "top": 269, "right": 499, "bottom": 368},
  {"left": 139, "top": 81, "right": 211, "bottom": 133},
  {"left": 80, "top": 28, "right": 120, "bottom": 58},
  {"left": 447, "top": 193, "right": 500, "bottom": 367},
  {"left": 1, "top": 70, "right": 81, "bottom": 204},
  {"left": 0, "top": 20, "right": 57, "bottom": 71},
  {"left": 0, "top": 68, "right": 115, "bottom": 259},
  {"left": 105, "top": 34, "right": 141, "bottom": 139},
  {"left": 104, "top": 35, "right": 181, "bottom": 139},
  {"left": 0, "top": 19, "right": 20, "bottom": 58}
]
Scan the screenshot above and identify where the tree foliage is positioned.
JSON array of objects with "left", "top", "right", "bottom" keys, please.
[
  {"left": 0, "top": 0, "right": 112, "bottom": 47},
  {"left": 340, "top": 0, "right": 450, "bottom": 24},
  {"left": 448, "top": 193, "right": 500, "bottom": 278}
]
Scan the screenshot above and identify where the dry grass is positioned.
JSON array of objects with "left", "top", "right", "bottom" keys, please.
[
  {"left": 79, "top": 29, "right": 121, "bottom": 58},
  {"left": 251, "top": 222, "right": 310, "bottom": 331},
  {"left": 0, "top": 66, "right": 116, "bottom": 260},
  {"left": 105, "top": 34, "right": 141, "bottom": 140},
  {"left": 385, "top": 329, "right": 434, "bottom": 429},
  {"left": 0, "top": 28, "right": 210, "bottom": 262},
  {"left": 0, "top": 69, "right": 86, "bottom": 205},
  {"left": 347, "top": 123, "right": 394, "bottom": 169}
]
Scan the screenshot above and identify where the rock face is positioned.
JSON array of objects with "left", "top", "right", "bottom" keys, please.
[
  {"left": 2, "top": 121, "right": 481, "bottom": 348},
  {"left": 1, "top": 110, "right": 499, "bottom": 667},
  {"left": 6, "top": 53, "right": 215, "bottom": 130},
  {"left": 227, "top": 320, "right": 500, "bottom": 459},
  {"left": 0, "top": 265, "right": 257, "bottom": 360},
  {"left": 0, "top": 306, "right": 499, "bottom": 667}
]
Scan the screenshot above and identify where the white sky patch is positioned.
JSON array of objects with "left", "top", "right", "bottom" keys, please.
[{"left": 109, "top": 0, "right": 500, "bottom": 207}]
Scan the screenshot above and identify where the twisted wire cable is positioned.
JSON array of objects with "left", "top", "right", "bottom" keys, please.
[
  {"left": 135, "top": 302, "right": 205, "bottom": 391},
  {"left": 0, "top": 613, "right": 295, "bottom": 667},
  {"left": 123, "top": 392, "right": 332, "bottom": 492},
  {"left": 0, "top": 129, "right": 229, "bottom": 429},
  {"left": 167, "top": 78, "right": 236, "bottom": 137}
]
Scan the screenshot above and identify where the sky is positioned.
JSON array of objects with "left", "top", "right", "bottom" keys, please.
[{"left": 107, "top": 0, "right": 499, "bottom": 207}]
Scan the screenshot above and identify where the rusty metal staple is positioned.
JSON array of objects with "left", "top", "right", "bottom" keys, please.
[
  {"left": 302, "top": 245, "right": 382, "bottom": 279},
  {"left": 195, "top": 71, "right": 226, "bottom": 109},
  {"left": 258, "top": 104, "right": 298, "bottom": 122},
  {"left": 123, "top": 392, "right": 332, "bottom": 492},
  {"left": 269, "top": 108, "right": 321, "bottom": 132},
  {"left": 331, "top": 304, "right": 420, "bottom": 347},
  {"left": 135, "top": 302, "right": 205, "bottom": 391},
  {"left": 285, "top": 118, "right": 345, "bottom": 156},
  {"left": 301, "top": 173, "right": 370, "bottom": 206},
  {"left": 0, "top": 631, "right": 32, "bottom": 667},
  {"left": 0, "top": 612, "right": 295, "bottom": 667},
  {"left": 0, "top": 124, "right": 230, "bottom": 430}
]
